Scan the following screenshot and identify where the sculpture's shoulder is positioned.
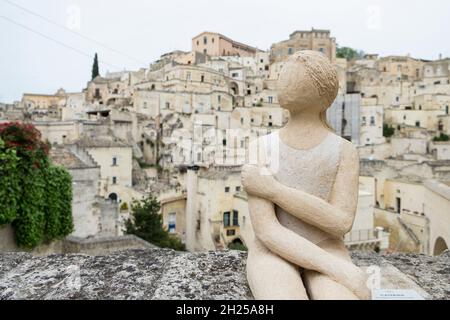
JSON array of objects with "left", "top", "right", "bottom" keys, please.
[{"left": 333, "top": 134, "right": 360, "bottom": 169}]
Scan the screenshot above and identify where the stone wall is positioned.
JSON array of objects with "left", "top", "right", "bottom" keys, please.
[
  {"left": 0, "top": 229, "right": 153, "bottom": 257},
  {"left": 0, "top": 249, "right": 448, "bottom": 300}
]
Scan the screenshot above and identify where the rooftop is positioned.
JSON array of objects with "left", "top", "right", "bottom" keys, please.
[
  {"left": 50, "top": 146, "right": 96, "bottom": 169},
  {"left": 73, "top": 135, "right": 131, "bottom": 148}
]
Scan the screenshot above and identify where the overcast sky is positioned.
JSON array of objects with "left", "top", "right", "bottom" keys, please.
[{"left": 1, "top": 0, "right": 450, "bottom": 103}]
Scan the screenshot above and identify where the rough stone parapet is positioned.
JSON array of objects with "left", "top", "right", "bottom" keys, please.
[{"left": 0, "top": 249, "right": 448, "bottom": 300}]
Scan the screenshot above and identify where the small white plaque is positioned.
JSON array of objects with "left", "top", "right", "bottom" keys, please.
[{"left": 373, "top": 289, "right": 425, "bottom": 300}]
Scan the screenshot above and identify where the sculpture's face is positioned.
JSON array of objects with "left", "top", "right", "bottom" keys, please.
[{"left": 277, "top": 51, "right": 338, "bottom": 114}]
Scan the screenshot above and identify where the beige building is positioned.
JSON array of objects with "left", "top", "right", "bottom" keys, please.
[
  {"left": 375, "top": 177, "right": 450, "bottom": 255},
  {"left": 360, "top": 98, "right": 385, "bottom": 146},
  {"left": 34, "top": 120, "right": 82, "bottom": 146},
  {"left": 377, "top": 55, "right": 425, "bottom": 81},
  {"left": 192, "top": 32, "right": 261, "bottom": 57},
  {"left": 270, "top": 29, "right": 336, "bottom": 63},
  {"left": 70, "top": 136, "right": 134, "bottom": 205}
]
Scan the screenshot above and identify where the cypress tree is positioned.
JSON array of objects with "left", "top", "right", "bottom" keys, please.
[{"left": 92, "top": 53, "right": 99, "bottom": 80}]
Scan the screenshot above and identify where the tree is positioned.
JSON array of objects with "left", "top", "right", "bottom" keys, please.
[
  {"left": 336, "top": 47, "right": 365, "bottom": 61},
  {"left": 383, "top": 124, "right": 395, "bottom": 138},
  {"left": 125, "top": 195, "right": 185, "bottom": 251},
  {"left": 92, "top": 53, "right": 99, "bottom": 80}
]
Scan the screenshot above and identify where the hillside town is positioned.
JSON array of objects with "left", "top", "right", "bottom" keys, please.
[{"left": 1, "top": 29, "right": 449, "bottom": 257}]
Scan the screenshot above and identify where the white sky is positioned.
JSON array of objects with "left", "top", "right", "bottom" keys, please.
[{"left": 1, "top": 0, "right": 450, "bottom": 103}]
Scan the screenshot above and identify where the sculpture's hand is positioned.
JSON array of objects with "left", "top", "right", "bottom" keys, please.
[{"left": 241, "top": 164, "right": 276, "bottom": 199}]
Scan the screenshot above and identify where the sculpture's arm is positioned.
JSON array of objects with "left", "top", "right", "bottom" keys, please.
[
  {"left": 248, "top": 195, "right": 370, "bottom": 300},
  {"left": 243, "top": 141, "right": 359, "bottom": 238}
]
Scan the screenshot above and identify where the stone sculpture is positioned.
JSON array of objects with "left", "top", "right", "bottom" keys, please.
[{"left": 242, "top": 50, "right": 371, "bottom": 300}]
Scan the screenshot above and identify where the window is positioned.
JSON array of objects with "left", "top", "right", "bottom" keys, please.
[
  {"left": 232, "top": 72, "right": 239, "bottom": 78},
  {"left": 187, "top": 72, "right": 191, "bottom": 81},
  {"left": 362, "top": 116, "right": 367, "bottom": 126},
  {"left": 203, "top": 36, "right": 207, "bottom": 45},
  {"left": 226, "top": 229, "right": 236, "bottom": 236},
  {"left": 415, "top": 121, "right": 421, "bottom": 127},
  {"left": 223, "top": 212, "right": 231, "bottom": 227},
  {"left": 218, "top": 95, "right": 221, "bottom": 103},
  {"left": 268, "top": 96, "right": 273, "bottom": 104},
  {"left": 223, "top": 139, "right": 227, "bottom": 146},
  {"left": 201, "top": 75, "right": 205, "bottom": 82},
  {"left": 288, "top": 47, "right": 294, "bottom": 55},
  {"left": 370, "top": 116, "right": 375, "bottom": 126},
  {"left": 268, "top": 122, "right": 273, "bottom": 127},
  {"left": 396, "top": 197, "right": 401, "bottom": 214},
  {"left": 165, "top": 102, "right": 170, "bottom": 109},
  {"left": 236, "top": 186, "right": 241, "bottom": 192},
  {"left": 233, "top": 210, "right": 239, "bottom": 226},
  {"left": 168, "top": 213, "right": 176, "bottom": 234},
  {"left": 225, "top": 187, "right": 230, "bottom": 193},
  {"left": 112, "top": 177, "right": 117, "bottom": 185},
  {"left": 112, "top": 157, "right": 117, "bottom": 166},
  {"left": 143, "top": 102, "right": 147, "bottom": 109},
  {"left": 241, "top": 118, "right": 244, "bottom": 125}
]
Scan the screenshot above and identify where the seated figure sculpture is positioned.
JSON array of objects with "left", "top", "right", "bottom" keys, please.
[{"left": 242, "top": 50, "right": 371, "bottom": 300}]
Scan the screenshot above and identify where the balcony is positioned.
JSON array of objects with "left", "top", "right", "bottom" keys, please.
[{"left": 344, "top": 227, "right": 389, "bottom": 250}]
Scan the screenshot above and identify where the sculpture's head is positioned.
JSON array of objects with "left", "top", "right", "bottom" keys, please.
[{"left": 277, "top": 50, "right": 339, "bottom": 115}]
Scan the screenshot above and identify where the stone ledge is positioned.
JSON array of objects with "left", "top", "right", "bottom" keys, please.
[{"left": 0, "top": 249, "right": 448, "bottom": 300}]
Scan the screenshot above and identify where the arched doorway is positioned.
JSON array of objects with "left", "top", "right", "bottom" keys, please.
[
  {"left": 230, "top": 82, "right": 239, "bottom": 96},
  {"left": 108, "top": 193, "right": 118, "bottom": 203},
  {"left": 228, "top": 238, "right": 247, "bottom": 251},
  {"left": 434, "top": 237, "right": 448, "bottom": 256}
]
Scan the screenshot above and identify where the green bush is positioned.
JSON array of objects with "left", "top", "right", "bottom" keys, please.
[
  {"left": 433, "top": 133, "right": 450, "bottom": 142},
  {"left": 228, "top": 241, "right": 248, "bottom": 252},
  {"left": 0, "top": 123, "right": 73, "bottom": 248},
  {"left": 383, "top": 124, "right": 395, "bottom": 138},
  {"left": 0, "top": 138, "right": 20, "bottom": 225},
  {"left": 120, "top": 202, "right": 129, "bottom": 211}
]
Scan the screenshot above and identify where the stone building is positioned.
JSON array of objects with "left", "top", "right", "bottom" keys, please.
[
  {"left": 69, "top": 135, "right": 135, "bottom": 207},
  {"left": 359, "top": 97, "right": 385, "bottom": 146},
  {"left": 377, "top": 55, "right": 425, "bottom": 81},
  {"left": 192, "top": 32, "right": 262, "bottom": 57},
  {"left": 270, "top": 28, "right": 336, "bottom": 63}
]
